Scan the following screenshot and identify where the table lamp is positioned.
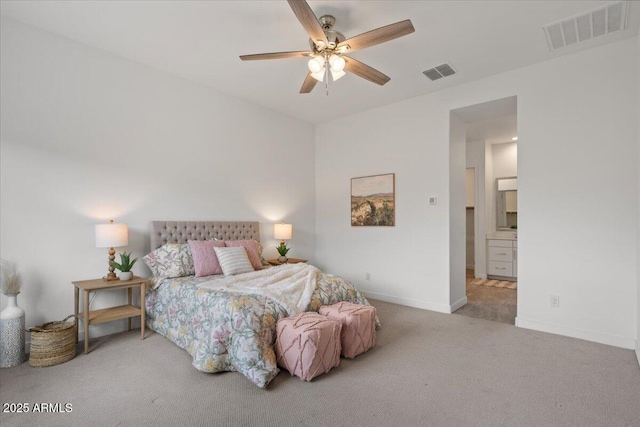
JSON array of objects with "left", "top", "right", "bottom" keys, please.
[
  {"left": 274, "top": 222, "right": 292, "bottom": 262},
  {"left": 95, "top": 220, "right": 128, "bottom": 281}
]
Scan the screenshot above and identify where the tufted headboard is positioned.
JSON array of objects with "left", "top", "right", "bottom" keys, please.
[{"left": 150, "top": 221, "right": 260, "bottom": 250}]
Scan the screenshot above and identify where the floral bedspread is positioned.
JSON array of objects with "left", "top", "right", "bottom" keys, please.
[{"left": 145, "top": 269, "right": 377, "bottom": 388}]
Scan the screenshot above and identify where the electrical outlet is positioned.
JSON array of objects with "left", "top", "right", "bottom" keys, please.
[
  {"left": 365, "top": 273, "right": 370, "bottom": 281},
  {"left": 550, "top": 295, "right": 559, "bottom": 308},
  {"left": 429, "top": 196, "right": 438, "bottom": 205}
]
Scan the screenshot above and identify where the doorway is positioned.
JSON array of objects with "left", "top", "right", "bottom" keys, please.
[{"left": 449, "top": 96, "right": 518, "bottom": 325}]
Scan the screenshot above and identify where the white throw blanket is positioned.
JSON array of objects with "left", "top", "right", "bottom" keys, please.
[{"left": 197, "top": 263, "right": 319, "bottom": 315}]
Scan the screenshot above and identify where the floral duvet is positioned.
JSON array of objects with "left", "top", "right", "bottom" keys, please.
[{"left": 145, "top": 268, "right": 376, "bottom": 388}]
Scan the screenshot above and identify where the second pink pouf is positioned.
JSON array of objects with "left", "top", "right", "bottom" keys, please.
[
  {"left": 319, "top": 302, "right": 376, "bottom": 359},
  {"left": 275, "top": 312, "right": 341, "bottom": 381}
]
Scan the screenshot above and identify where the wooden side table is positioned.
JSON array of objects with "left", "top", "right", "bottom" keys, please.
[
  {"left": 268, "top": 258, "right": 308, "bottom": 266},
  {"left": 72, "top": 276, "right": 148, "bottom": 354}
]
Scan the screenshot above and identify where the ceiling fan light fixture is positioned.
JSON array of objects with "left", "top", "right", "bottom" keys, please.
[
  {"left": 330, "top": 68, "right": 346, "bottom": 81},
  {"left": 240, "top": 0, "right": 415, "bottom": 94},
  {"left": 310, "top": 68, "right": 325, "bottom": 82},
  {"left": 329, "top": 54, "right": 346, "bottom": 72},
  {"left": 308, "top": 56, "right": 325, "bottom": 73}
]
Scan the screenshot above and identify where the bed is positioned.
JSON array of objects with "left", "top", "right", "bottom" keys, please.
[{"left": 144, "top": 221, "right": 377, "bottom": 388}]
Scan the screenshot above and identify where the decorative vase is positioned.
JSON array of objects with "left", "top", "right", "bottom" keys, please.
[
  {"left": 278, "top": 256, "right": 288, "bottom": 263},
  {"left": 0, "top": 293, "right": 26, "bottom": 368},
  {"left": 119, "top": 271, "right": 133, "bottom": 281}
]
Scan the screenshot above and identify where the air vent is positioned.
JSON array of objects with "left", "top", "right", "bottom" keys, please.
[
  {"left": 543, "top": 1, "right": 628, "bottom": 51},
  {"left": 423, "top": 63, "right": 457, "bottom": 81}
]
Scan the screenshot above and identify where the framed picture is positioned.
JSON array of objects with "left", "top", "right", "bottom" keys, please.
[{"left": 351, "top": 173, "right": 395, "bottom": 226}]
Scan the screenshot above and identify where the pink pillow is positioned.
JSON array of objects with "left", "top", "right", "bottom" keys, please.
[
  {"left": 224, "top": 240, "right": 263, "bottom": 270},
  {"left": 188, "top": 240, "right": 226, "bottom": 277}
]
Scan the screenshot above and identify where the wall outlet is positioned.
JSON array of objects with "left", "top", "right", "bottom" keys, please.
[
  {"left": 429, "top": 196, "right": 438, "bottom": 205},
  {"left": 550, "top": 295, "right": 560, "bottom": 308},
  {"left": 365, "top": 273, "right": 371, "bottom": 281}
]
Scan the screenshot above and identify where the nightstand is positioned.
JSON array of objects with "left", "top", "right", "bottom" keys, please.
[
  {"left": 268, "top": 258, "right": 308, "bottom": 266},
  {"left": 72, "top": 276, "right": 147, "bottom": 354}
]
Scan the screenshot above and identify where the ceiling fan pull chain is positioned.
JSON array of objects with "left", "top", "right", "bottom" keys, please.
[{"left": 325, "top": 66, "right": 329, "bottom": 96}]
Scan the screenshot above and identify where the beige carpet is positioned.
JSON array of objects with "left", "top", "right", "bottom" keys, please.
[
  {"left": 1, "top": 299, "right": 639, "bottom": 426},
  {"left": 471, "top": 278, "right": 517, "bottom": 289}
]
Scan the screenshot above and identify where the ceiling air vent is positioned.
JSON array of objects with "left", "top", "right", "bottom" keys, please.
[
  {"left": 423, "top": 63, "right": 456, "bottom": 81},
  {"left": 543, "top": 1, "right": 629, "bottom": 51}
]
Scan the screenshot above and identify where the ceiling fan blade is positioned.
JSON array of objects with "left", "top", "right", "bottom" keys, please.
[
  {"left": 337, "top": 20, "right": 415, "bottom": 53},
  {"left": 240, "top": 51, "right": 313, "bottom": 61},
  {"left": 343, "top": 57, "right": 390, "bottom": 86},
  {"left": 300, "top": 72, "right": 318, "bottom": 93},
  {"left": 287, "top": 0, "right": 329, "bottom": 47}
]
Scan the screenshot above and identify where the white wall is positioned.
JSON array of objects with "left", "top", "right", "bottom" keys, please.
[
  {"left": 636, "top": 30, "right": 640, "bottom": 365},
  {"left": 449, "top": 113, "right": 466, "bottom": 309},
  {"left": 467, "top": 140, "right": 487, "bottom": 278},
  {"left": 0, "top": 18, "right": 316, "bottom": 340},
  {"left": 465, "top": 169, "right": 475, "bottom": 208},
  {"left": 316, "top": 37, "right": 638, "bottom": 348},
  {"left": 492, "top": 141, "right": 518, "bottom": 179}
]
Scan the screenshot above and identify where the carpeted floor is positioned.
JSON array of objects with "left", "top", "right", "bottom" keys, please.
[
  {"left": 1, "top": 299, "right": 639, "bottom": 427},
  {"left": 454, "top": 275, "right": 518, "bottom": 325}
]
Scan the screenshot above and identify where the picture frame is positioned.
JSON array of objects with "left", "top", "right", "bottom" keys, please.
[{"left": 351, "top": 173, "right": 395, "bottom": 226}]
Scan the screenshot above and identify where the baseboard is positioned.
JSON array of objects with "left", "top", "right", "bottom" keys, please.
[
  {"left": 635, "top": 340, "right": 639, "bottom": 368},
  {"left": 450, "top": 296, "right": 467, "bottom": 313},
  {"left": 361, "top": 290, "right": 451, "bottom": 314},
  {"left": 515, "top": 317, "right": 635, "bottom": 349}
]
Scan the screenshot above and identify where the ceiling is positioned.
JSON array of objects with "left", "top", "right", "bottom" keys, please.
[
  {"left": 455, "top": 96, "right": 518, "bottom": 144},
  {"left": 1, "top": 1, "right": 638, "bottom": 124}
]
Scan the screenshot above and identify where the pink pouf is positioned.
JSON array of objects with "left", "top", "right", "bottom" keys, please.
[
  {"left": 275, "top": 312, "right": 341, "bottom": 381},
  {"left": 319, "top": 302, "right": 376, "bottom": 359}
]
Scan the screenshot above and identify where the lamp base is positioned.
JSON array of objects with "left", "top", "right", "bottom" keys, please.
[{"left": 103, "top": 246, "right": 120, "bottom": 281}]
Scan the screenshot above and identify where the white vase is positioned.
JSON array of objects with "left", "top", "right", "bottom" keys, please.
[
  {"left": 1, "top": 294, "right": 26, "bottom": 368},
  {"left": 119, "top": 271, "right": 133, "bottom": 281},
  {"left": 278, "top": 256, "right": 288, "bottom": 263}
]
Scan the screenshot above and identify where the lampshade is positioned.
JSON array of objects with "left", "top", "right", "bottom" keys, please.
[
  {"left": 329, "top": 55, "right": 345, "bottom": 72},
  {"left": 330, "top": 68, "right": 345, "bottom": 81},
  {"left": 95, "top": 221, "right": 128, "bottom": 248},
  {"left": 308, "top": 56, "right": 325, "bottom": 73},
  {"left": 310, "top": 68, "right": 325, "bottom": 82},
  {"left": 274, "top": 223, "right": 292, "bottom": 240}
]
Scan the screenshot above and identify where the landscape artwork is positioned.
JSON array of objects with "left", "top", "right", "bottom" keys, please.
[{"left": 351, "top": 173, "right": 395, "bottom": 226}]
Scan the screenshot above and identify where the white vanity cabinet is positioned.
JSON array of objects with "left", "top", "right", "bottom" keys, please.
[{"left": 487, "top": 239, "right": 517, "bottom": 279}]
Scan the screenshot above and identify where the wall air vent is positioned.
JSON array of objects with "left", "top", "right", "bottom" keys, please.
[
  {"left": 423, "top": 63, "right": 456, "bottom": 81},
  {"left": 543, "top": 1, "right": 629, "bottom": 51}
]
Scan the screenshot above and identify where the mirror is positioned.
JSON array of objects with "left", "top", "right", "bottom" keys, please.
[{"left": 496, "top": 177, "right": 517, "bottom": 230}]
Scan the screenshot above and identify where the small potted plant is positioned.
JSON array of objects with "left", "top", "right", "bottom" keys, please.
[
  {"left": 109, "top": 251, "right": 138, "bottom": 281},
  {"left": 276, "top": 242, "right": 290, "bottom": 263}
]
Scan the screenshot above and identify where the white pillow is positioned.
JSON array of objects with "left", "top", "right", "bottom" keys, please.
[{"left": 213, "top": 246, "right": 254, "bottom": 276}]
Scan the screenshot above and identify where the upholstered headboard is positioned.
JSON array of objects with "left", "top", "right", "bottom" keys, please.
[{"left": 150, "top": 221, "right": 260, "bottom": 250}]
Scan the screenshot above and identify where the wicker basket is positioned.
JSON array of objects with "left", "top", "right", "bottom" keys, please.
[{"left": 28, "top": 315, "right": 76, "bottom": 367}]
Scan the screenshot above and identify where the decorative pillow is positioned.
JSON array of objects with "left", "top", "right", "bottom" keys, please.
[
  {"left": 214, "top": 246, "right": 254, "bottom": 276},
  {"left": 224, "top": 240, "right": 263, "bottom": 270},
  {"left": 188, "top": 240, "right": 226, "bottom": 277},
  {"left": 143, "top": 243, "right": 195, "bottom": 280}
]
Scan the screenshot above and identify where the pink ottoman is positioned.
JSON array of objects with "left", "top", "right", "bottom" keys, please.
[
  {"left": 275, "top": 312, "right": 341, "bottom": 381},
  {"left": 319, "top": 302, "right": 376, "bottom": 359}
]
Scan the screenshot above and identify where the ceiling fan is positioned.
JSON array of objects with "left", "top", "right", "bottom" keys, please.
[{"left": 240, "top": 0, "right": 415, "bottom": 94}]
